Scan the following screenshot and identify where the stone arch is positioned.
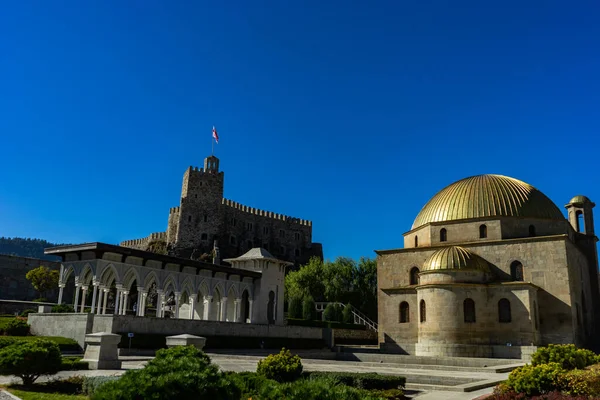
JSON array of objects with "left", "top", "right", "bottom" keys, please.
[
  {"left": 162, "top": 274, "right": 178, "bottom": 294},
  {"left": 399, "top": 301, "right": 409, "bottom": 323},
  {"left": 61, "top": 265, "right": 76, "bottom": 285},
  {"left": 226, "top": 284, "right": 238, "bottom": 322},
  {"left": 409, "top": 267, "right": 420, "bottom": 285},
  {"left": 79, "top": 263, "right": 95, "bottom": 285},
  {"left": 142, "top": 271, "right": 161, "bottom": 290},
  {"left": 510, "top": 260, "right": 524, "bottom": 281},
  {"left": 211, "top": 282, "right": 224, "bottom": 321},
  {"left": 142, "top": 271, "right": 160, "bottom": 315},
  {"left": 212, "top": 281, "right": 225, "bottom": 298},
  {"left": 99, "top": 264, "right": 120, "bottom": 287},
  {"left": 498, "top": 298, "right": 511, "bottom": 323},
  {"left": 240, "top": 283, "right": 253, "bottom": 299},
  {"left": 122, "top": 267, "right": 141, "bottom": 291},
  {"left": 463, "top": 298, "right": 476, "bottom": 323},
  {"left": 180, "top": 277, "right": 195, "bottom": 297},
  {"left": 241, "top": 288, "right": 251, "bottom": 323}
]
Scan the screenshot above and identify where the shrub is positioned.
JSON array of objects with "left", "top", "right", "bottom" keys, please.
[
  {"left": 227, "top": 371, "right": 279, "bottom": 398},
  {"left": 92, "top": 346, "right": 239, "bottom": 400},
  {"left": 531, "top": 344, "right": 599, "bottom": 370},
  {"left": 334, "top": 303, "right": 344, "bottom": 322},
  {"left": 342, "top": 303, "right": 354, "bottom": 324},
  {"left": 505, "top": 363, "right": 564, "bottom": 396},
  {"left": 82, "top": 376, "right": 120, "bottom": 396},
  {"left": 323, "top": 303, "right": 336, "bottom": 321},
  {"left": 302, "top": 296, "right": 316, "bottom": 321},
  {"left": 288, "top": 297, "right": 303, "bottom": 319},
  {"left": 44, "top": 376, "right": 85, "bottom": 394},
  {"left": 306, "top": 371, "right": 406, "bottom": 390},
  {"left": 0, "top": 337, "right": 17, "bottom": 349},
  {"left": 52, "top": 304, "right": 75, "bottom": 313},
  {"left": 489, "top": 391, "right": 590, "bottom": 399},
  {"left": 60, "top": 357, "right": 89, "bottom": 371},
  {"left": 0, "top": 339, "right": 62, "bottom": 385},
  {"left": 2, "top": 318, "right": 30, "bottom": 336},
  {"left": 257, "top": 376, "right": 382, "bottom": 400},
  {"left": 19, "top": 309, "right": 36, "bottom": 317},
  {"left": 556, "top": 365, "right": 600, "bottom": 396},
  {"left": 257, "top": 348, "right": 303, "bottom": 383}
]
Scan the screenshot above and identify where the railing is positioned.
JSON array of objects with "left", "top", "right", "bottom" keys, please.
[{"left": 314, "top": 301, "right": 378, "bottom": 332}]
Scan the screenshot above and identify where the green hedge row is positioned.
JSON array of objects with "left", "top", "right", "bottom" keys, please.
[
  {"left": 61, "top": 356, "right": 89, "bottom": 371},
  {"left": 0, "top": 336, "right": 81, "bottom": 352},
  {"left": 304, "top": 371, "right": 406, "bottom": 390},
  {"left": 286, "top": 318, "right": 366, "bottom": 330}
]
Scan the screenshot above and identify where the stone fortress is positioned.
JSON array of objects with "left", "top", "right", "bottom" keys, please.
[
  {"left": 377, "top": 174, "right": 599, "bottom": 359},
  {"left": 121, "top": 155, "right": 322, "bottom": 268}
]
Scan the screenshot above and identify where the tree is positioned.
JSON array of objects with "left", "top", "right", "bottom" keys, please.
[
  {"left": 342, "top": 303, "right": 354, "bottom": 324},
  {"left": 25, "top": 266, "right": 59, "bottom": 299},
  {"left": 288, "top": 297, "right": 303, "bottom": 319},
  {"left": 323, "top": 303, "right": 336, "bottom": 321},
  {"left": 302, "top": 296, "right": 316, "bottom": 321},
  {"left": 0, "top": 339, "right": 62, "bottom": 385}
]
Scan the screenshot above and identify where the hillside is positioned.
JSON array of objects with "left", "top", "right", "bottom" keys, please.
[{"left": 0, "top": 237, "right": 68, "bottom": 261}]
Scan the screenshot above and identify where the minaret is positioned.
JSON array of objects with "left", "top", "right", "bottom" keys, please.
[{"left": 565, "top": 195, "right": 595, "bottom": 235}]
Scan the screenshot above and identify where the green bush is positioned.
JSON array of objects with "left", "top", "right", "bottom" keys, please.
[
  {"left": 0, "top": 336, "right": 80, "bottom": 352},
  {"left": 555, "top": 364, "right": 600, "bottom": 396},
  {"left": 257, "top": 376, "right": 382, "bottom": 400},
  {"left": 306, "top": 371, "right": 406, "bottom": 390},
  {"left": 92, "top": 346, "right": 240, "bottom": 400},
  {"left": 60, "top": 357, "right": 89, "bottom": 371},
  {"left": 323, "top": 303, "right": 336, "bottom": 321},
  {"left": 52, "top": 304, "right": 75, "bottom": 313},
  {"left": 227, "top": 371, "right": 279, "bottom": 398},
  {"left": 302, "top": 296, "right": 316, "bottom": 321},
  {"left": 82, "top": 376, "right": 120, "bottom": 396},
  {"left": 2, "top": 318, "right": 30, "bottom": 336},
  {"left": 334, "top": 303, "right": 344, "bottom": 322},
  {"left": 44, "top": 376, "right": 85, "bottom": 395},
  {"left": 0, "top": 337, "right": 17, "bottom": 349},
  {"left": 288, "top": 297, "right": 303, "bottom": 319},
  {"left": 257, "top": 348, "right": 303, "bottom": 383},
  {"left": 505, "top": 363, "right": 564, "bottom": 396},
  {"left": 19, "top": 309, "right": 37, "bottom": 317},
  {"left": 0, "top": 339, "right": 62, "bottom": 385},
  {"left": 342, "top": 304, "right": 354, "bottom": 324},
  {"left": 531, "top": 344, "right": 599, "bottom": 370}
]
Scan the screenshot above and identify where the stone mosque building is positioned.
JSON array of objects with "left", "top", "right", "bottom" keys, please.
[{"left": 377, "top": 174, "right": 599, "bottom": 359}]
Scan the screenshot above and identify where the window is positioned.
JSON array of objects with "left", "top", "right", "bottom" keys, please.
[
  {"left": 440, "top": 228, "right": 447, "bottom": 242},
  {"left": 200, "top": 182, "right": 203, "bottom": 186},
  {"left": 230, "top": 236, "right": 236, "bottom": 245},
  {"left": 479, "top": 224, "right": 487, "bottom": 239},
  {"left": 463, "top": 298, "right": 476, "bottom": 323},
  {"left": 201, "top": 233, "right": 208, "bottom": 240},
  {"left": 279, "top": 229, "right": 285, "bottom": 238},
  {"left": 498, "top": 298, "right": 511, "bottom": 323},
  {"left": 195, "top": 194, "right": 197, "bottom": 198},
  {"left": 576, "top": 211, "right": 585, "bottom": 233},
  {"left": 230, "top": 217, "right": 237, "bottom": 227},
  {"left": 188, "top": 216, "right": 192, "bottom": 222},
  {"left": 529, "top": 225, "right": 536, "bottom": 237},
  {"left": 280, "top": 246, "right": 285, "bottom": 255},
  {"left": 420, "top": 300, "right": 426, "bottom": 323},
  {"left": 510, "top": 261, "right": 524, "bottom": 281},
  {"left": 203, "top": 215, "right": 208, "bottom": 222},
  {"left": 295, "top": 232, "right": 300, "bottom": 241},
  {"left": 263, "top": 243, "right": 269, "bottom": 250},
  {"left": 263, "top": 227, "right": 269, "bottom": 235},
  {"left": 247, "top": 240, "right": 253, "bottom": 249},
  {"left": 533, "top": 300, "right": 539, "bottom": 330},
  {"left": 294, "top": 249, "right": 300, "bottom": 257},
  {"left": 414, "top": 236, "right": 418, "bottom": 247},
  {"left": 247, "top": 222, "right": 253, "bottom": 230},
  {"left": 409, "top": 267, "right": 420, "bottom": 285},
  {"left": 399, "top": 302, "right": 410, "bottom": 323}
]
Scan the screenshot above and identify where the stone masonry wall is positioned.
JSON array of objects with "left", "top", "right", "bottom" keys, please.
[{"left": 0, "top": 254, "right": 61, "bottom": 301}]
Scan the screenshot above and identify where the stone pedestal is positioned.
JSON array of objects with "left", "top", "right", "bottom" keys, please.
[
  {"left": 166, "top": 334, "right": 206, "bottom": 350},
  {"left": 38, "top": 305, "right": 52, "bottom": 313},
  {"left": 81, "top": 332, "right": 122, "bottom": 369}
]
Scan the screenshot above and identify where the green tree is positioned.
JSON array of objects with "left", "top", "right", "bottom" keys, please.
[
  {"left": 287, "top": 297, "right": 303, "bottom": 319},
  {"left": 323, "top": 303, "right": 336, "bottom": 321},
  {"left": 0, "top": 339, "right": 62, "bottom": 385},
  {"left": 25, "top": 266, "right": 59, "bottom": 299},
  {"left": 342, "top": 303, "right": 354, "bottom": 324},
  {"left": 302, "top": 296, "right": 316, "bottom": 321},
  {"left": 146, "top": 240, "right": 168, "bottom": 255}
]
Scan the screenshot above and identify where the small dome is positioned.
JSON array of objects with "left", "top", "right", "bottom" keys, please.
[
  {"left": 422, "top": 246, "right": 490, "bottom": 273},
  {"left": 412, "top": 174, "right": 564, "bottom": 230},
  {"left": 569, "top": 195, "right": 591, "bottom": 205}
]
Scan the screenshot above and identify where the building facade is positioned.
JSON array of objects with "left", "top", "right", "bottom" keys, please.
[
  {"left": 121, "top": 155, "right": 322, "bottom": 267},
  {"left": 377, "top": 174, "right": 599, "bottom": 359}
]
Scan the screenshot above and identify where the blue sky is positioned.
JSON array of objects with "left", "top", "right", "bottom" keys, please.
[{"left": 1, "top": 1, "right": 599, "bottom": 261}]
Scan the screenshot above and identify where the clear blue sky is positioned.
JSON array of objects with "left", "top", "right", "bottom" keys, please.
[{"left": 1, "top": 1, "right": 599, "bottom": 261}]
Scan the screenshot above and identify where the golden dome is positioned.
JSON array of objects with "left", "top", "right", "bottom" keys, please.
[
  {"left": 422, "top": 246, "right": 489, "bottom": 272},
  {"left": 412, "top": 174, "right": 564, "bottom": 230},
  {"left": 568, "top": 195, "right": 592, "bottom": 205}
]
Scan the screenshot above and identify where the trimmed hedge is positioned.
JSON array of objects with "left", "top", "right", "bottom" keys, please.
[
  {"left": 257, "top": 348, "right": 303, "bottom": 382},
  {"left": 0, "top": 339, "right": 62, "bottom": 385},
  {"left": 0, "top": 336, "right": 81, "bottom": 352},
  {"left": 287, "top": 318, "right": 366, "bottom": 330},
  {"left": 61, "top": 356, "right": 89, "bottom": 371},
  {"left": 0, "top": 317, "right": 30, "bottom": 336},
  {"left": 305, "top": 371, "right": 406, "bottom": 390},
  {"left": 531, "top": 344, "right": 599, "bottom": 370},
  {"left": 82, "top": 376, "right": 120, "bottom": 396}
]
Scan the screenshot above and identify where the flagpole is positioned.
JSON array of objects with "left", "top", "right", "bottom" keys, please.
[{"left": 212, "top": 137, "right": 214, "bottom": 156}]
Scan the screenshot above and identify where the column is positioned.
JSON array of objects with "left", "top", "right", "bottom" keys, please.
[
  {"left": 135, "top": 291, "right": 142, "bottom": 316},
  {"left": 122, "top": 291, "right": 129, "bottom": 315},
  {"left": 156, "top": 291, "right": 164, "bottom": 318},
  {"left": 174, "top": 292, "right": 181, "bottom": 319},
  {"left": 189, "top": 295, "right": 196, "bottom": 320},
  {"left": 58, "top": 284, "right": 65, "bottom": 305},
  {"left": 90, "top": 284, "right": 98, "bottom": 314},
  {"left": 204, "top": 296, "right": 212, "bottom": 320},
  {"left": 220, "top": 297, "right": 228, "bottom": 321},
  {"left": 96, "top": 287, "right": 104, "bottom": 315},
  {"left": 234, "top": 299, "right": 241, "bottom": 322},
  {"left": 140, "top": 292, "right": 147, "bottom": 317},
  {"left": 81, "top": 286, "right": 88, "bottom": 313},
  {"left": 102, "top": 289, "right": 109, "bottom": 314},
  {"left": 248, "top": 300, "right": 253, "bottom": 323},
  {"left": 114, "top": 289, "right": 121, "bottom": 316},
  {"left": 73, "top": 285, "right": 81, "bottom": 312}
]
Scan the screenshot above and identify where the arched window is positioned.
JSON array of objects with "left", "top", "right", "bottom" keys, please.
[
  {"left": 510, "top": 261, "right": 524, "bottom": 281},
  {"left": 464, "top": 298, "right": 476, "bottom": 323},
  {"left": 420, "top": 300, "right": 426, "bottom": 323},
  {"left": 576, "top": 211, "right": 585, "bottom": 233},
  {"left": 440, "top": 228, "right": 447, "bottom": 242},
  {"left": 414, "top": 236, "right": 418, "bottom": 248},
  {"left": 533, "top": 300, "right": 539, "bottom": 330},
  {"left": 399, "top": 302, "right": 410, "bottom": 323},
  {"left": 201, "top": 233, "right": 208, "bottom": 240},
  {"left": 479, "top": 224, "right": 487, "bottom": 239},
  {"left": 410, "top": 267, "right": 420, "bottom": 285},
  {"left": 498, "top": 298, "right": 511, "bottom": 323},
  {"left": 529, "top": 225, "right": 536, "bottom": 237}
]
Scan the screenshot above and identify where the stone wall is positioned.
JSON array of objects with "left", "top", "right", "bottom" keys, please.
[
  {"left": 0, "top": 254, "right": 61, "bottom": 301},
  {"left": 28, "top": 313, "right": 325, "bottom": 348},
  {"left": 333, "top": 328, "right": 377, "bottom": 345}
]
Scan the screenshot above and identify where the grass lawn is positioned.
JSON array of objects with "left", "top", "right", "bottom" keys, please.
[{"left": 7, "top": 389, "right": 87, "bottom": 400}]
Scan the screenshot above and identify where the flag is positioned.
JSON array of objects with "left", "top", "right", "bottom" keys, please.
[{"left": 212, "top": 126, "right": 219, "bottom": 144}]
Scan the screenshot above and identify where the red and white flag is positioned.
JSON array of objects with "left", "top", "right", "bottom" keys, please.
[{"left": 212, "top": 126, "right": 219, "bottom": 144}]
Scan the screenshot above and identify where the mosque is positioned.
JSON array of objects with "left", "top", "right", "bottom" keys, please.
[{"left": 376, "top": 174, "right": 599, "bottom": 359}]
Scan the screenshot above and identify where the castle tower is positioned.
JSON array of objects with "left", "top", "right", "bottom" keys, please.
[
  {"left": 566, "top": 195, "right": 595, "bottom": 236},
  {"left": 170, "top": 155, "right": 225, "bottom": 249}
]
